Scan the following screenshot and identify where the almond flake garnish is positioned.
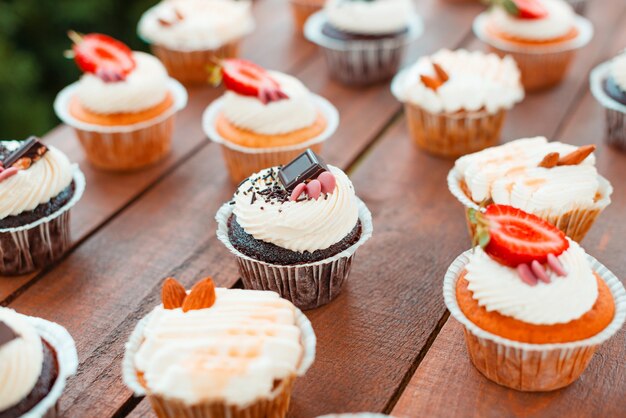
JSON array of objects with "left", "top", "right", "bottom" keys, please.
[
  {"left": 182, "top": 277, "right": 216, "bottom": 312},
  {"left": 162, "top": 277, "right": 187, "bottom": 309},
  {"left": 420, "top": 61, "right": 449, "bottom": 91},
  {"left": 557, "top": 145, "right": 596, "bottom": 166},
  {"left": 538, "top": 152, "right": 560, "bottom": 168}
]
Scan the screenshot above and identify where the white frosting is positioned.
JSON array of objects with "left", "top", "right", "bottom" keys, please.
[
  {"left": 454, "top": 137, "right": 609, "bottom": 215},
  {"left": 134, "top": 288, "right": 302, "bottom": 406},
  {"left": 75, "top": 52, "right": 169, "bottom": 114},
  {"left": 325, "top": 0, "right": 415, "bottom": 35},
  {"left": 233, "top": 165, "right": 360, "bottom": 253},
  {"left": 465, "top": 240, "right": 597, "bottom": 325},
  {"left": 395, "top": 49, "right": 524, "bottom": 114},
  {"left": 138, "top": 0, "right": 254, "bottom": 51},
  {"left": 221, "top": 72, "right": 318, "bottom": 135},
  {"left": 610, "top": 52, "right": 626, "bottom": 93},
  {"left": 0, "top": 143, "right": 74, "bottom": 220},
  {"left": 0, "top": 308, "right": 44, "bottom": 412},
  {"left": 488, "top": 0, "right": 576, "bottom": 41}
]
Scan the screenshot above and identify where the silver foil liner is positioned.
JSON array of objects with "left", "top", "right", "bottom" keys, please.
[
  {"left": 0, "top": 167, "right": 86, "bottom": 276},
  {"left": 304, "top": 11, "right": 423, "bottom": 85},
  {"left": 443, "top": 250, "right": 626, "bottom": 391},
  {"left": 215, "top": 199, "right": 373, "bottom": 310},
  {"left": 590, "top": 61, "right": 626, "bottom": 151}
]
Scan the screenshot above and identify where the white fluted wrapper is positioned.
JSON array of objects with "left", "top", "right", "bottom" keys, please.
[
  {"left": 304, "top": 11, "right": 423, "bottom": 85},
  {"left": 590, "top": 61, "right": 626, "bottom": 151},
  {"left": 215, "top": 199, "right": 373, "bottom": 310},
  {"left": 0, "top": 167, "right": 85, "bottom": 275},
  {"left": 443, "top": 250, "right": 626, "bottom": 391},
  {"left": 21, "top": 314, "right": 78, "bottom": 418}
]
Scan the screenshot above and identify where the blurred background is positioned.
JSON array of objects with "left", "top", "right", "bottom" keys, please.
[{"left": 0, "top": 0, "right": 159, "bottom": 139}]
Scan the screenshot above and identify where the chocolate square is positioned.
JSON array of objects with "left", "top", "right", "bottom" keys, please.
[
  {"left": 278, "top": 149, "right": 328, "bottom": 192},
  {"left": 2, "top": 136, "right": 48, "bottom": 169},
  {"left": 0, "top": 321, "right": 18, "bottom": 348}
]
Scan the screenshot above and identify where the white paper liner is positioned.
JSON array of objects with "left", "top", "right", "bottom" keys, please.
[
  {"left": 304, "top": 11, "right": 423, "bottom": 52},
  {"left": 443, "top": 250, "right": 626, "bottom": 352},
  {"left": 21, "top": 314, "right": 78, "bottom": 418},
  {"left": 590, "top": 61, "right": 626, "bottom": 115},
  {"left": 53, "top": 78, "right": 188, "bottom": 134},
  {"left": 215, "top": 198, "right": 373, "bottom": 309},
  {"left": 473, "top": 13, "right": 593, "bottom": 55},
  {"left": 122, "top": 305, "right": 317, "bottom": 402},
  {"left": 202, "top": 95, "right": 339, "bottom": 154}
]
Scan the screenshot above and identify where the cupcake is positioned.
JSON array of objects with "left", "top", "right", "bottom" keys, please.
[
  {"left": 215, "top": 150, "right": 373, "bottom": 310},
  {"left": 0, "top": 307, "right": 78, "bottom": 417},
  {"left": 448, "top": 137, "right": 613, "bottom": 242},
  {"left": 391, "top": 49, "right": 524, "bottom": 158},
  {"left": 123, "top": 276, "right": 316, "bottom": 418},
  {"left": 444, "top": 204, "right": 626, "bottom": 391},
  {"left": 590, "top": 50, "right": 626, "bottom": 151},
  {"left": 203, "top": 60, "right": 339, "bottom": 183},
  {"left": 137, "top": 0, "right": 254, "bottom": 85},
  {"left": 473, "top": 0, "right": 593, "bottom": 91},
  {"left": 304, "top": 0, "right": 423, "bottom": 85},
  {"left": 54, "top": 32, "right": 188, "bottom": 171},
  {"left": 0, "top": 138, "right": 85, "bottom": 275},
  {"left": 290, "top": 0, "right": 326, "bottom": 34}
]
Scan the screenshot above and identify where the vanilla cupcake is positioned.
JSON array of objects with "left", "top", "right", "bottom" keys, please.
[
  {"left": 123, "top": 277, "right": 316, "bottom": 418},
  {"left": 0, "top": 307, "right": 78, "bottom": 417},
  {"left": 138, "top": 0, "right": 254, "bottom": 85},
  {"left": 215, "top": 150, "right": 373, "bottom": 309},
  {"left": 473, "top": 0, "right": 593, "bottom": 91},
  {"left": 304, "top": 0, "right": 423, "bottom": 85},
  {"left": 55, "top": 33, "right": 187, "bottom": 171},
  {"left": 444, "top": 204, "right": 626, "bottom": 391},
  {"left": 203, "top": 60, "right": 338, "bottom": 182},
  {"left": 591, "top": 51, "right": 626, "bottom": 151},
  {"left": 392, "top": 49, "right": 524, "bottom": 157},
  {"left": 448, "top": 137, "right": 613, "bottom": 241}
]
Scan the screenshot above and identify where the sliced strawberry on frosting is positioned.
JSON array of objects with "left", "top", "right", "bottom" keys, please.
[
  {"left": 69, "top": 31, "right": 136, "bottom": 82},
  {"left": 217, "top": 59, "right": 288, "bottom": 105},
  {"left": 472, "top": 204, "right": 569, "bottom": 267},
  {"left": 494, "top": 0, "right": 548, "bottom": 20}
]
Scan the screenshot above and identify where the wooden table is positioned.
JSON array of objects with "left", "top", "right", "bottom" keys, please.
[{"left": 3, "top": 0, "right": 626, "bottom": 416}]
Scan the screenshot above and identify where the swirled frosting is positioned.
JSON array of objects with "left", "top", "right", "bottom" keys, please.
[
  {"left": 134, "top": 288, "right": 303, "bottom": 406},
  {"left": 0, "top": 308, "right": 43, "bottom": 412},
  {"left": 138, "top": 0, "right": 254, "bottom": 51},
  {"left": 394, "top": 49, "right": 524, "bottom": 114},
  {"left": 232, "top": 165, "right": 359, "bottom": 253},
  {"left": 610, "top": 52, "right": 626, "bottom": 92},
  {"left": 465, "top": 240, "right": 597, "bottom": 325},
  {"left": 75, "top": 52, "right": 169, "bottom": 114},
  {"left": 0, "top": 143, "right": 74, "bottom": 220},
  {"left": 221, "top": 72, "right": 319, "bottom": 135},
  {"left": 487, "top": 0, "right": 576, "bottom": 41},
  {"left": 454, "top": 137, "right": 611, "bottom": 215},
  {"left": 325, "top": 0, "right": 415, "bottom": 35}
]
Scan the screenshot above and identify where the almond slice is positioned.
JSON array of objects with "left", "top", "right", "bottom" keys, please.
[
  {"left": 538, "top": 152, "right": 560, "bottom": 168},
  {"left": 420, "top": 74, "right": 443, "bottom": 91},
  {"left": 433, "top": 63, "right": 449, "bottom": 83},
  {"left": 162, "top": 277, "right": 187, "bottom": 309},
  {"left": 182, "top": 277, "right": 216, "bottom": 312},
  {"left": 557, "top": 145, "right": 596, "bottom": 166}
]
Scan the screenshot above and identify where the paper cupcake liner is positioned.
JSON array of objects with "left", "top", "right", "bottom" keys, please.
[
  {"left": 443, "top": 250, "right": 626, "bottom": 391},
  {"left": 402, "top": 103, "right": 506, "bottom": 158},
  {"left": 289, "top": 0, "right": 325, "bottom": 34},
  {"left": 215, "top": 199, "right": 373, "bottom": 310},
  {"left": 151, "top": 42, "right": 240, "bottom": 85},
  {"left": 54, "top": 79, "right": 188, "bottom": 171},
  {"left": 473, "top": 14, "right": 593, "bottom": 91},
  {"left": 21, "top": 314, "right": 78, "bottom": 418},
  {"left": 304, "top": 12, "right": 423, "bottom": 85},
  {"left": 203, "top": 95, "right": 339, "bottom": 183},
  {"left": 0, "top": 167, "right": 85, "bottom": 276},
  {"left": 123, "top": 306, "right": 316, "bottom": 417},
  {"left": 447, "top": 168, "right": 612, "bottom": 242},
  {"left": 590, "top": 61, "right": 626, "bottom": 151}
]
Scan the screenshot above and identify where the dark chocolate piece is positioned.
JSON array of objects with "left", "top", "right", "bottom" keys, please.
[
  {"left": 2, "top": 137, "right": 48, "bottom": 170},
  {"left": 0, "top": 321, "right": 18, "bottom": 348},
  {"left": 278, "top": 149, "right": 329, "bottom": 192}
]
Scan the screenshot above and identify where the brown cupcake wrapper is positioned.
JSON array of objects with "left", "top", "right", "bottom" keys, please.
[
  {"left": 289, "top": 0, "right": 325, "bottom": 34},
  {"left": 590, "top": 61, "right": 626, "bottom": 151},
  {"left": 215, "top": 199, "right": 373, "bottom": 310},
  {"left": 0, "top": 168, "right": 85, "bottom": 276},
  {"left": 443, "top": 250, "right": 626, "bottom": 391}
]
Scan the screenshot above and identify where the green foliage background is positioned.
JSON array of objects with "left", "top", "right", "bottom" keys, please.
[{"left": 0, "top": 0, "right": 159, "bottom": 139}]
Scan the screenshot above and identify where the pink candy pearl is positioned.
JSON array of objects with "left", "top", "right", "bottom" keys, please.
[
  {"left": 318, "top": 171, "right": 336, "bottom": 194},
  {"left": 531, "top": 260, "right": 550, "bottom": 283},
  {"left": 547, "top": 253, "right": 567, "bottom": 277},
  {"left": 306, "top": 180, "right": 322, "bottom": 200},
  {"left": 517, "top": 264, "right": 538, "bottom": 286},
  {"left": 0, "top": 167, "right": 19, "bottom": 182},
  {"left": 290, "top": 183, "right": 307, "bottom": 201}
]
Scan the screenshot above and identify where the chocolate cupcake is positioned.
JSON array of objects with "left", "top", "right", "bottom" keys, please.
[
  {"left": 216, "top": 150, "right": 373, "bottom": 310},
  {"left": 304, "top": 0, "right": 422, "bottom": 85},
  {"left": 591, "top": 51, "right": 626, "bottom": 151},
  {"left": 0, "top": 138, "right": 85, "bottom": 275},
  {"left": 0, "top": 307, "right": 78, "bottom": 417}
]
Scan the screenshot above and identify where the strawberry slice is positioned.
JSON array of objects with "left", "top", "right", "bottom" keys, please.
[
  {"left": 510, "top": 0, "right": 549, "bottom": 19},
  {"left": 69, "top": 32, "right": 136, "bottom": 82},
  {"left": 475, "top": 204, "right": 569, "bottom": 267},
  {"left": 220, "top": 59, "right": 288, "bottom": 104}
]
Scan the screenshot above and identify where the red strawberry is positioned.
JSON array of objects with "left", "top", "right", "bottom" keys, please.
[
  {"left": 69, "top": 31, "right": 136, "bottom": 82},
  {"left": 513, "top": 0, "right": 549, "bottom": 19},
  {"left": 219, "top": 59, "right": 288, "bottom": 104},
  {"left": 471, "top": 204, "right": 569, "bottom": 267}
]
